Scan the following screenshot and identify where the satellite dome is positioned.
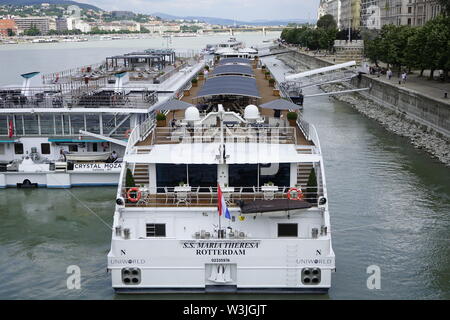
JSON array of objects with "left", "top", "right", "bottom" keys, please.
[
  {"left": 244, "top": 104, "right": 259, "bottom": 120},
  {"left": 185, "top": 106, "right": 200, "bottom": 122}
]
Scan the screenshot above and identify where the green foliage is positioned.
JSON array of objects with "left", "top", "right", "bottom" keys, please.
[
  {"left": 280, "top": 25, "right": 337, "bottom": 51},
  {"left": 23, "top": 25, "right": 40, "bottom": 36},
  {"left": 268, "top": 78, "right": 275, "bottom": 84},
  {"left": 191, "top": 78, "right": 198, "bottom": 84},
  {"left": 156, "top": 113, "right": 166, "bottom": 121},
  {"left": 364, "top": 15, "right": 450, "bottom": 76},
  {"left": 305, "top": 168, "right": 318, "bottom": 204},
  {"left": 317, "top": 14, "right": 337, "bottom": 30},
  {"left": 125, "top": 168, "right": 135, "bottom": 188},
  {"left": 287, "top": 111, "right": 298, "bottom": 120}
]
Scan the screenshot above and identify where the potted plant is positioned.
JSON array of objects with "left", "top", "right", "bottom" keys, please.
[
  {"left": 156, "top": 112, "right": 166, "bottom": 127},
  {"left": 265, "top": 71, "right": 271, "bottom": 79},
  {"left": 268, "top": 78, "right": 275, "bottom": 87},
  {"left": 191, "top": 78, "right": 198, "bottom": 87},
  {"left": 287, "top": 111, "right": 298, "bottom": 126},
  {"left": 198, "top": 71, "right": 204, "bottom": 80},
  {"left": 125, "top": 168, "right": 136, "bottom": 203},
  {"left": 305, "top": 168, "right": 318, "bottom": 204}
]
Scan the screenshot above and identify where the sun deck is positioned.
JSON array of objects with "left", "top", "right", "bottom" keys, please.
[{"left": 136, "top": 59, "right": 312, "bottom": 148}]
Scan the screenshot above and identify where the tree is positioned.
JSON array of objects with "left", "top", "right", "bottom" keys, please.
[
  {"left": 317, "top": 14, "right": 337, "bottom": 30},
  {"left": 437, "top": 0, "right": 450, "bottom": 16},
  {"left": 305, "top": 168, "right": 318, "bottom": 204},
  {"left": 125, "top": 168, "right": 135, "bottom": 188},
  {"left": 24, "top": 25, "right": 40, "bottom": 36}
]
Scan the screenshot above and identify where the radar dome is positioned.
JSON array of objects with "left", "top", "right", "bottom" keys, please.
[
  {"left": 185, "top": 106, "right": 200, "bottom": 122},
  {"left": 244, "top": 105, "right": 259, "bottom": 120}
]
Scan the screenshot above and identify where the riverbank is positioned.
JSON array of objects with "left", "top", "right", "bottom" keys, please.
[
  {"left": 320, "top": 82, "right": 450, "bottom": 166},
  {"left": 275, "top": 51, "right": 450, "bottom": 166}
]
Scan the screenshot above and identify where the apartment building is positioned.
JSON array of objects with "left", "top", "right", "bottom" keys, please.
[{"left": 14, "top": 17, "right": 50, "bottom": 34}]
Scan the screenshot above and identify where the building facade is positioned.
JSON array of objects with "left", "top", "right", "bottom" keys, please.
[
  {"left": 325, "top": 0, "right": 342, "bottom": 29},
  {"left": 0, "top": 19, "right": 18, "bottom": 36},
  {"left": 361, "top": 0, "right": 382, "bottom": 29},
  {"left": 55, "top": 17, "right": 68, "bottom": 32},
  {"left": 319, "top": 0, "right": 443, "bottom": 30},
  {"left": 370, "top": 0, "right": 442, "bottom": 27},
  {"left": 340, "top": 0, "right": 361, "bottom": 29},
  {"left": 14, "top": 17, "right": 50, "bottom": 35},
  {"left": 318, "top": 0, "right": 328, "bottom": 20}
]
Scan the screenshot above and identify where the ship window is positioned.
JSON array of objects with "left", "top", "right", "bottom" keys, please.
[
  {"left": 41, "top": 143, "right": 51, "bottom": 154},
  {"left": 156, "top": 164, "right": 187, "bottom": 190},
  {"left": 229, "top": 164, "right": 258, "bottom": 190},
  {"left": 146, "top": 223, "right": 166, "bottom": 237},
  {"left": 259, "top": 163, "right": 290, "bottom": 187},
  {"left": 0, "top": 115, "right": 7, "bottom": 135},
  {"left": 69, "top": 144, "right": 78, "bottom": 152},
  {"left": 14, "top": 143, "right": 23, "bottom": 154},
  {"left": 187, "top": 164, "right": 218, "bottom": 189},
  {"left": 23, "top": 115, "right": 39, "bottom": 135},
  {"left": 278, "top": 224, "right": 298, "bottom": 237},
  {"left": 0, "top": 144, "right": 4, "bottom": 155},
  {"left": 92, "top": 143, "right": 98, "bottom": 152}
]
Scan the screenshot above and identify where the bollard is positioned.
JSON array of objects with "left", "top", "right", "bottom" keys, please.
[{"left": 445, "top": 92, "right": 448, "bottom": 99}]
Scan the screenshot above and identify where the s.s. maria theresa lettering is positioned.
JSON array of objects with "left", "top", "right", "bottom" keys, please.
[{"left": 181, "top": 240, "right": 260, "bottom": 256}]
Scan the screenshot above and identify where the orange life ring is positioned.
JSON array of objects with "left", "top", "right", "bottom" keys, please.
[
  {"left": 287, "top": 187, "right": 303, "bottom": 200},
  {"left": 124, "top": 129, "right": 132, "bottom": 138},
  {"left": 127, "top": 187, "right": 141, "bottom": 203}
]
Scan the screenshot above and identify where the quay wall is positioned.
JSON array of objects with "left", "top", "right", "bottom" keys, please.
[
  {"left": 350, "top": 75, "right": 450, "bottom": 138},
  {"left": 281, "top": 48, "right": 450, "bottom": 139}
]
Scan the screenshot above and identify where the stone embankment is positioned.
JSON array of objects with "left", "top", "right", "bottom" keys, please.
[
  {"left": 275, "top": 52, "right": 450, "bottom": 166},
  {"left": 320, "top": 82, "right": 450, "bottom": 166}
]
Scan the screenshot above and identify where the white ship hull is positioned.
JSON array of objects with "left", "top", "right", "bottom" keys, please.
[{"left": 108, "top": 207, "right": 335, "bottom": 293}]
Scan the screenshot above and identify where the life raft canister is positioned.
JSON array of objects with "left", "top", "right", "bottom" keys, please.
[
  {"left": 287, "top": 187, "right": 303, "bottom": 200},
  {"left": 127, "top": 187, "right": 141, "bottom": 203}
]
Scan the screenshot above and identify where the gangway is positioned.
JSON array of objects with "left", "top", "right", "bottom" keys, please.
[{"left": 279, "top": 61, "right": 370, "bottom": 99}]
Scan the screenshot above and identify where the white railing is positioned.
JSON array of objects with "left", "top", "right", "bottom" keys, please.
[
  {"left": 151, "top": 126, "right": 297, "bottom": 145},
  {"left": 120, "top": 185, "right": 324, "bottom": 207}
]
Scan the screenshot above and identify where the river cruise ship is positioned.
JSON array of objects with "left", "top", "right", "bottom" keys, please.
[
  {"left": 108, "top": 55, "right": 335, "bottom": 293},
  {"left": 0, "top": 49, "right": 205, "bottom": 188}
]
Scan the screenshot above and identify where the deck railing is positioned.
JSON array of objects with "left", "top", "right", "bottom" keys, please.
[
  {"left": 151, "top": 126, "right": 297, "bottom": 145},
  {"left": 0, "top": 87, "right": 158, "bottom": 109},
  {"left": 120, "top": 185, "right": 323, "bottom": 208}
]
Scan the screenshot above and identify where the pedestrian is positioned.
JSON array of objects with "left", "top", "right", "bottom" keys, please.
[
  {"left": 401, "top": 72, "right": 407, "bottom": 84},
  {"left": 387, "top": 69, "right": 392, "bottom": 80}
]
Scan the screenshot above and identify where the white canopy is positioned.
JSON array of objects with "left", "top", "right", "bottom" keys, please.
[{"left": 125, "top": 143, "right": 321, "bottom": 164}]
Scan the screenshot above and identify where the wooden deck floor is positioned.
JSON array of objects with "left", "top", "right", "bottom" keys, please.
[{"left": 138, "top": 64, "right": 313, "bottom": 147}]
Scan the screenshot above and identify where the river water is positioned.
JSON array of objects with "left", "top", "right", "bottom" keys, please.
[{"left": 0, "top": 33, "right": 449, "bottom": 300}]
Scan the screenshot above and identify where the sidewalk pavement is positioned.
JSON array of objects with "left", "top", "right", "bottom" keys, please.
[
  {"left": 279, "top": 44, "right": 450, "bottom": 104},
  {"left": 368, "top": 71, "right": 450, "bottom": 104}
]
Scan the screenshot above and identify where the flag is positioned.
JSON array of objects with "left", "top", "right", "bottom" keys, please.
[
  {"left": 217, "top": 184, "right": 231, "bottom": 219},
  {"left": 8, "top": 120, "right": 14, "bottom": 138}
]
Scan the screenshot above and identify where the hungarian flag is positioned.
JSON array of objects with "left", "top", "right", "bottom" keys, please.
[
  {"left": 8, "top": 120, "right": 14, "bottom": 138},
  {"left": 217, "top": 184, "right": 231, "bottom": 219}
]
